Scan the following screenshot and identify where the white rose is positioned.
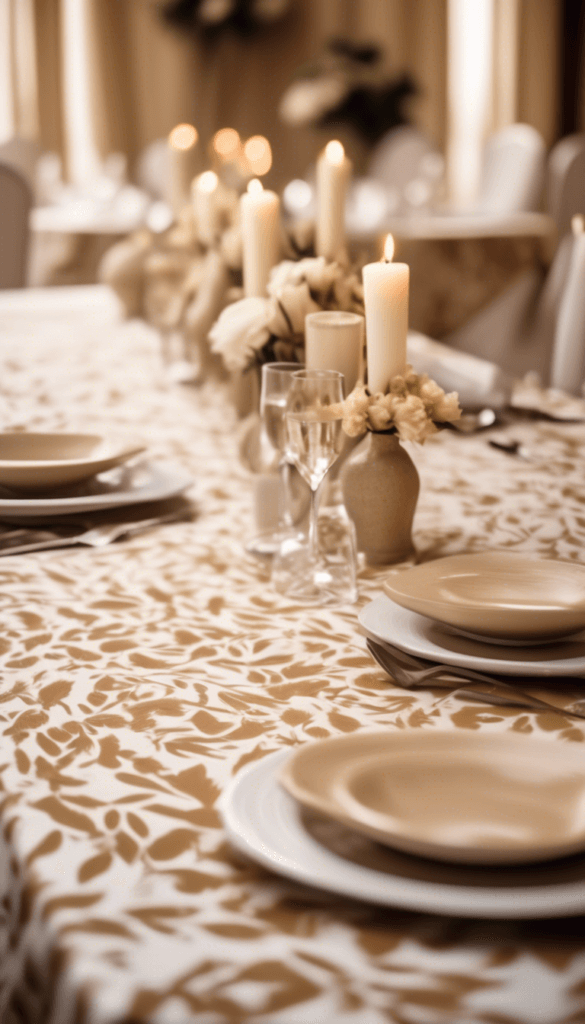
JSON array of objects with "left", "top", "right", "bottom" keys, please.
[
  {"left": 209, "top": 296, "right": 271, "bottom": 371},
  {"left": 268, "top": 282, "right": 321, "bottom": 337},
  {"left": 279, "top": 77, "right": 348, "bottom": 127},
  {"left": 268, "top": 256, "right": 337, "bottom": 298}
]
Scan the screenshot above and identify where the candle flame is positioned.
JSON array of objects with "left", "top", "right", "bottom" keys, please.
[
  {"left": 244, "top": 135, "right": 272, "bottom": 176},
  {"left": 247, "top": 178, "right": 264, "bottom": 196},
  {"left": 383, "top": 234, "right": 395, "bottom": 262},
  {"left": 325, "top": 140, "right": 345, "bottom": 166},
  {"left": 213, "top": 127, "right": 240, "bottom": 159},
  {"left": 572, "top": 214, "right": 585, "bottom": 236},
  {"left": 196, "top": 170, "right": 218, "bottom": 194},
  {"left": 169, "top": 124, "right": 198, "bottom": 150}
]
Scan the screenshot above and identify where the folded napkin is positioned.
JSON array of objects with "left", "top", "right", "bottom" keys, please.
[{"left": 407, "top": 331, "right": 514, "bottom": 409}]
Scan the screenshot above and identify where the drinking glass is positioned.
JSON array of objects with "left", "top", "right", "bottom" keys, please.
[
  {"left": 272, "top": 369, "right": 357, "bottom": 604},
  {"left": 245, "top": 361, "right": 306, "bottom": 557}
]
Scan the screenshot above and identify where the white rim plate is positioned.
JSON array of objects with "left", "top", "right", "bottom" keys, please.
[
  {"left": 0, "top": 459, "right": 192, "bottom": 517},
  {"left": 220, "top": 749, "right": 585, "bottom": 918},
  {"left": 359, "top": 595, "right": 585, "bottom": 677}
]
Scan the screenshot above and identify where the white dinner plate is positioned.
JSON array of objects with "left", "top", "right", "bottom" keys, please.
[
  {"left": 220, "top": 748, "right": 585, "bottom": 918},
  {"left": 359, "top": 595, "right": 585, "bottom": 677},
  {"left": 0, "top": 432, "right": 145, "bottom": 491},
  {"left": 280, "top": 731, "right": 585, "bottom": 865},
  {"left": 382, "top": 553, "right": 585, "bottom": 644},
  {"left": 0, "top": 460, "right": 192, "bottom": 517}
]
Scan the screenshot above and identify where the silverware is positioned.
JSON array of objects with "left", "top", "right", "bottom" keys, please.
[
  {"left": 365, "top": 636, "right": 585, "bottom": 720},
  {"left": 488, "top": 438, "right": 533, "bottom": 460},
  {"left": 0, "top": 509, "right": 192, "bottom": 556}
]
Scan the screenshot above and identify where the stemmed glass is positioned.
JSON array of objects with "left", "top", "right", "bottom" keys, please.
[
  {"left": 246, "top": 361, "right": 306, "bottom": 556},
  {"left": 273, "top": 369, "right": 356, "bottom": 604}
]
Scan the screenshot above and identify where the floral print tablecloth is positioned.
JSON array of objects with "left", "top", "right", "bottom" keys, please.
[{"left": 1, "top": 287, "right": 585, "bottom": 1024}]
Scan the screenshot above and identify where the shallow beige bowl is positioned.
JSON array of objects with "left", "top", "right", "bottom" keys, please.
[
  {"left": 280, "top": 730, "right": 585, "bottom": 865},
  {"left": 0, "top": 432, "right": 145, "bottom": 491},
  {"left": 383, "top": 551, "right": 585, "bottom": 643}
]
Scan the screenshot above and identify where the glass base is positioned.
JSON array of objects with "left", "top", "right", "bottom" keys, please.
[
  {"left": 245, "top": 527, "right": 303, "bottom": 559},
  {"left": 272, "top": 511, "right": 358, "bottom": 606}
]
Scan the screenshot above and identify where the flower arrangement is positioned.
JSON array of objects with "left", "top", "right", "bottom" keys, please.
[
  {"left": 209, "top": 255, "right": 364, "bottom": 372},
  {"left": 341, "top": 366, "right": 461, "bottom": 444}
]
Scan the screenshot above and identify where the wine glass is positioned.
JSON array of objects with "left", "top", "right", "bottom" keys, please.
[
  {"left": 245, "top": 361, "right": 306, "bottom": 557},
  {"left": 273, "top": 369, "right": 357, "bottom": 604}
]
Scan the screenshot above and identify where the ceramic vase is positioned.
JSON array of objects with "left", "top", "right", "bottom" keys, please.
[{"left": 341, "top": 431, "right": 419, "bottom": 564}]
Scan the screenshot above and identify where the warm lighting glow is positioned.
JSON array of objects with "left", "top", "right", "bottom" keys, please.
[
  {"left": 168, "top": 123, "right": 198, "bottom": 150},
  {"left": 244, "top": 135, "right": 272, "bottom": 176},
  {"left": 283, "top": 179, "right": 313, "bottom": 215},
  {"left": 324, "top": 140, "right": 345, "bottom": 166},
  {"left": 196, "top": 170, "right": 219, "bottom": 194},
  {"left": 247, "top": 178, "right": 264, "bottom": 196},
  {"left": 213, "top": 128, "right": 240, "bottom": 158},
  {"left": 572, "top": 215, "right": 585, "bottom": 236},
  {"left": 447, "top": 0, "right": 493, "bottom": 207},
  {"left": 383, "top": 234, "right": 395, "bottom": 262}
]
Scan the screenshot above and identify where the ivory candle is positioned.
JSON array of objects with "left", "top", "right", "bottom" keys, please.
[
  {"left": 168, "top": 123, "right": 199, "bottom": 217},
  {"left": 551, "top": 215, "right": 585, "bottom": 393},
  {"left": 240, "top": 178, "right": 281, "bottom": 297},
  {"left": 315, "top": 140, "right": 351, "bottom": 261},
  {"left": 192, "top": 171, "right": 220, "bottom": 246},
  {"left": 305, "top": 310, "right": 364, "bottom": 395},
  {"left": 363, "top": 235, "right": 409, "bottom": 394}
]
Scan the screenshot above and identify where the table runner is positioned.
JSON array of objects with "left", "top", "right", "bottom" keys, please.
[{"left": 1, "top": 287, "right": 585, "bottom": 1024}]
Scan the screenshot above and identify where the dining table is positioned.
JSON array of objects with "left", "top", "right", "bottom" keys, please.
[{"left": 2, "top": 283, "right": 585, "bottom": 1024}]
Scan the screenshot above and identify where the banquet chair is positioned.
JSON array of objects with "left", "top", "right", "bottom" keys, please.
[
  {"left": 474, "top": 123, "right": 546, "bottom": 215},
  {"left": 367, "top": 125, "right": 441, "bottom": 212},
  {"left": 135, "top": 138, "right": 169, "bottom": 200},
  {"left": 547, "top": 133, "right": 585, "bottom": 238},
  {"left": 0, "top": 162, "right": 32, "bottom": 288}
]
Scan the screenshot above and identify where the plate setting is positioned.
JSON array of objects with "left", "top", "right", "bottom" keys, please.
[
  {"left": 382, "top": 552, "right": 585, "bottom": 644},
  {"left": 0, "top": 431, "right": 145, "bottom": 491}
]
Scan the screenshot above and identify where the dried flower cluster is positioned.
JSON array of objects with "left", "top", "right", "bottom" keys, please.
[
  {"left": 209, "top": 255, "right": 364, "bottom": 372},
  {"left": 342, "top": 366, "right": 461, "bottom": 443}
]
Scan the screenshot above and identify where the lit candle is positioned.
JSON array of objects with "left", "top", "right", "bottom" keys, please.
[
  {"left": 240, "top": 178, "right": 281, "bottom": 297},
  {"left": 192, "top": 170, "right": 220, "bottom": 246},
  {"left": 551, "top": 215, "right": 585, "bottom": 393},
  {"left": 363, "top": 235, "right": 409, "bottom": 394},
  {"left": 305, "top": 311, "right": 364, "bottom": 395},
  {"left": 167, "top": 123, "right": 199, "bottom": 217},
  {"left": 315, "top": 140, "right": 351, "bottom": 261}
]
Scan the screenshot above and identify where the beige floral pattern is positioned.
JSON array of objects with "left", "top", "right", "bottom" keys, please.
[{"left": 0, "top": 287, "right": 585, "bottom": 1024}]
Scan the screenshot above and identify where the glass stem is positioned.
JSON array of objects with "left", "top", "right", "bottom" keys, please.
[
  {"left": 308, "top": 485, "right": 319, "bottom": 563},
  {"left": 279, "top": 459, "right": 293, "bottom": 530}
]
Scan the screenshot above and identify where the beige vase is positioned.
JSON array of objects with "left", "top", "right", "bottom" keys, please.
[{"left": 341, "top": 432, "right": 419, "bottom": 565}]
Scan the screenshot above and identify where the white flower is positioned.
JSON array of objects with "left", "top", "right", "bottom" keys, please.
[
  {"left": 209, "top": 297, "right": 271, "bottom": 372},
  {"left": 267, "top": 282, "right": 320, "bottom": 336},
  {"left": 279, "top": 76, "right": 348, "bottom": 127},
  {"left": 268, "top": 256, "right": 338, "bottom": 297}
]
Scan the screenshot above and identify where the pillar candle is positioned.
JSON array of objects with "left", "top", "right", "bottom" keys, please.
[
  {"left": 551, "top": 215, "right": 585, "bottom": 393},
  {"left": 363, "top": 236, "right": 409, "bottom": 394},
  {"left": 192, "top": 171, "right": 220, "bottom": 246},
  {"left": 315, "top": 140, "right": 351, "bottom": 262},
  {"left": 240, "top": 179, "right": 281, "bottom": 297},
  {"left": 167, "top": 124, "right": 199, "bottom": 217},
  {"left": 305, "top": 310, "right": 364, "bottom": 395}
]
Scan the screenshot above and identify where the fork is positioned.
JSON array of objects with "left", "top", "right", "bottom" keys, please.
[
  {"left": 365, "top": 636, "right": 585, "bottom": 720},
  {"left": 0, "top": 509, "right": 192, "bottom": 556}
]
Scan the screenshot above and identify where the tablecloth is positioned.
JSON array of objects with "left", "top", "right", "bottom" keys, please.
[{"left": 1, "top": 287, "right": 585, "bottom": 1024}]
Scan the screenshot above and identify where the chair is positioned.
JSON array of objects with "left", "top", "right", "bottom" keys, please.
[
  {"left": 367, "top": 125, "right": 441, "bottom": 213},
  {"left": 0, "top": 163, "right": 33, "bottom": 288},
  {"left": 474, "top": 124, "right": 546, "bottom": 215},
  {"left": 0, "top": 135, "right": 40, "bottom": 193},
  {"left": 134, "top": 138, "right": 169, "bottom": 201},
  {"left": 547, "top": 133, "right": 585, "bottom": 238}
]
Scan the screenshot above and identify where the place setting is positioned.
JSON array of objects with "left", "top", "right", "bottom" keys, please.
[{"left": 0, "top": 428, "right": 194, "bottom": 552}]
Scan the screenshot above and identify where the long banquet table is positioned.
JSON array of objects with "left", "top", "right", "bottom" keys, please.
[{"left": 1, "top": 285, "right": 585, "bottom": 1024}]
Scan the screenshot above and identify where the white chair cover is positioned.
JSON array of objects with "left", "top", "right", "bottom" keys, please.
[
  {"left": 0, "top": 162, "right": 32, "bottom": 288},
  {"left": 547, "top": 133, "right": 585, "bottom": 238},
  {"left": 135, "top": 139, "right": 169, "bottom": 200},
  {"left": 475, "top": 124, "right": 546, "bottom": 216},
  {"left": 550, "top": 230, "right": 585, "bottom": 393}
]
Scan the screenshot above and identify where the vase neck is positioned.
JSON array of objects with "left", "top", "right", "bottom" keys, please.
[{"left": 369, "top": 431, "right": 400, "bottom": 452}]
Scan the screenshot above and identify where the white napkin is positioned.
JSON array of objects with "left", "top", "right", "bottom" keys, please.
[{"left": 407, "top": 331, "right": 514, "bottom": 409}]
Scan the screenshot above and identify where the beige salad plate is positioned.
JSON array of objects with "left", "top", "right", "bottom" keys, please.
[
  {"left": 0, "top": 432, "right": 146, "bottom": 491},
  {"left": 279, "top": 730, "right": 585, "bottom": 865},
  {"left": 383, "top": 551, "right": 585, "bottom": 643}
]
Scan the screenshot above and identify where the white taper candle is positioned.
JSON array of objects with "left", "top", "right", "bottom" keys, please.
[
  {"left": 240, "top": 179, "right": 281, "bottom": 297},
  {"left": 363, "top": 236, "right": 409, "bottom": 394}
]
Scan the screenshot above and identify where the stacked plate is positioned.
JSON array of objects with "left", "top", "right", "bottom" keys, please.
[
  {"left": 221, "top": 553, "right": 585, "bottom": 918},
  {"left": 0, "top": 431, "right": 192, "bottom": 518}
]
